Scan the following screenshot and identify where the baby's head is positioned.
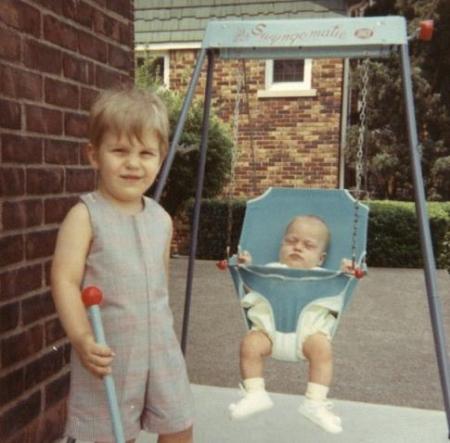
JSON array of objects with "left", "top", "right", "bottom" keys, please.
[
  {"left": 88, "top": 87, "right": 169, "bottom": 158},
  {"left": 278, "top": 215, "right": 330, "bottom": 269}
]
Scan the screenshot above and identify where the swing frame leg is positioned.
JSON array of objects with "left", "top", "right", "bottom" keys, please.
[{"left": 400, "top": 43, "right": 450, "bottom": 439}]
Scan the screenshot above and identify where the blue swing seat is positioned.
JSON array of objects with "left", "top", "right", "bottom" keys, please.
[{"left": 228, "top": 188, "right": 369, "bottom": 360}]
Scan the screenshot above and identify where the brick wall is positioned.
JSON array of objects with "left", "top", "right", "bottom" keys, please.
[
  {"left": 0, "top": 1, "right": 134, "bottom": 441},
  {"left": 170, "top": 50, "right": 343, "bottom": 195},
  {"left": 169, "top": 49, "right": 343, "bottom": 252}
]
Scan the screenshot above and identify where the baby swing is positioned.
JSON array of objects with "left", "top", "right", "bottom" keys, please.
[
  {"left": 223, "top": 60, "right": 369, "bottom": 361},
  {"left": 152, "top": 17, "right": 450, "bottom": 435}
]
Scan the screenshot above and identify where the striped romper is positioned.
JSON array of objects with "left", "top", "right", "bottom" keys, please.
[{"left": 66, "top": 191, "right": 194, "bottom": 441}]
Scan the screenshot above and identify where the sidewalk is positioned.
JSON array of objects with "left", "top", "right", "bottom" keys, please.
[
  {"left": 160, "top": 258, "right": 450, "bottom": 442},
  {"left": 138, "top": 384, "right": 448, "bottom": 443}
]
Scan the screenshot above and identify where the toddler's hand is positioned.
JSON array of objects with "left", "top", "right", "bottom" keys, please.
[
  {"left": 238, "top": 250, "right": 252, "bottom": 265},
  {"left": 75, "top": 333, "right": 115, "bottom": 379},
  {"left": 340, "top": 258, "right": 354, "bottom": 273}
]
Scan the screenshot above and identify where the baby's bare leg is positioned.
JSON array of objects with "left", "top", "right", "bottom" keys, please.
[
  {"left": 239, "top": 330, "right": 272, "bottom": 379},
  {"left": 302, "top": 332, "right": 333, "bottom": 386}
]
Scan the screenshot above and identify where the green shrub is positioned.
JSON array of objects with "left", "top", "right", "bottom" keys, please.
[
  {"left": 187, "top": 199, "right": 450, "bottom": 268},
  {"left": 187, "top": 198, "right": 246, "bottom": 260},
  {"left": 135, "top": 55, "right": 233, "bottom": 216},
  {"left": 366, "top": 201, "right": 449, "bottom": 267}
]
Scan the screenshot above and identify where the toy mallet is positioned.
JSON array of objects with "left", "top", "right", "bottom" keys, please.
[{"left": 82, "top": 286, "right": 126, "bottom": 443}]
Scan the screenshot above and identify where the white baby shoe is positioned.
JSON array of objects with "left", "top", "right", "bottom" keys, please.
[
  {"left": 229, "top": 388, "right": 274, "bottom": 420},
  {"left": 298, "top": 398, "right": 343, "bottom": 433}
]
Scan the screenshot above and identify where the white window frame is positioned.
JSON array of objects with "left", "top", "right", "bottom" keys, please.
[
  {"left": 136, "top": 49, "right": 170, "bottom": 88},
  {"left": 257, "top": 58, "right": 317, "bottom": 98}
]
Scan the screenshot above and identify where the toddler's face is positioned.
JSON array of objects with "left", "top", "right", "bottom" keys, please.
[
  {"left": 88, "top": 131, "right": 162, "bottom": 211},
  {"left": 278, "top": 218, "right": 327, "bottom": 269}
]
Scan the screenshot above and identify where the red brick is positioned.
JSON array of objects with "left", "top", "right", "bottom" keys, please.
[
  {"left": 64, "top": 112, "right": 88, "bottom": 138},
  {"left": 45, "top": 372, "right": 70, "bottom": 408},
  {"left": 44, "top": 138, "right": 79, "bottom": 165},
  {"left": 0, "top": 0, "right": 41, "bottom": 37},
  {"left": 0, "top": 98, "right": 21, "bottom": 129},
  {"left": 2, "top": 199, "right": 43, "bottom": 230},
  {"left": 43, "top": 14, "right": 78, "bottom": 52},
  {"left": 26, "top": 105, "right": 63, "bottom": 135},
  {"left": 0, "top": 391, "right": 41, "bottom": 440},
  {"left": 119, "top": 21, "right": 133, "bottom": 46},
  {"left": 0, "top": 26, "right": 21, "bottom": 61},
  {"left": 25, "top": 229, "right": 57, "bottom": 260},
  {"left": 95, "top": 64, "right": 122, "bottom": 88},
  {"left": 0, "top": 264, "right": 42, "bottom": 302},
  {"left": 0, "top": 235, "right": 23, "bottom": 267},
  {"left": 78, "top": 30, "right": 107, "bottom": 63},
  {"left": 0, "top": 367, "right": 24, "bottom": 407},
  {"left": 45, "top": 318, "right": 66, "bottom": 345},
  {"left": 93, "top": 10, "right": 120, "bottom": 40},
  {"left": 22, "top": 291, "right": 55, "bottom": 325},
  {"left": 1, "top": 325, "right": 44, "bottom": 367},
  {"left": 35, "top": 0, "right": 63, "bottom": 14},
  {"left": 0, "top": 302, "right": 19, "bottom": 333},
  {"left": 63, "top": 53, "right": 95, "bottom": 85},
  {"left": 2, "top": 134, "right": 43, "bottom": 164},
  {"left": 108, "top": 44, "right": 131, "bottom": 71},
  {"left": 0, "top": 167, "right": 25, "bottom": 196},
  {"left": 26, "top": 167, "right": 64, "bottom": 194},
  {"left": 107, "top": 0, "right": 132, "bottom": 19},
  {"left": 44, "top": 196, "right": 78, "bottom": 224},
  {"left": 66, "top": 167, "right": 96, "bottom": 192},
  {"left": 80, "top": 86, "right": 99, "bottom": 111},
  {"left": 24, "top": 347, "right": 64, "bottom": 391},
  {"left": 45, "top": 78, "right": 79, "bottom": 109},
  {"left": 62, "top": 0, "right": 94, "bottom": 28},
  {"left": 37, "top": 399, "right": 67, "bottom": 443},
  {"left": 0, "top": 64, "right": 43, "bottom": 101},
  {"left": 23, "top": 39, "right": 62, "bottom": 75}
]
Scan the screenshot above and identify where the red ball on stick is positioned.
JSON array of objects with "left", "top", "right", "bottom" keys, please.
[{"left": 82, "top": 286, "right": 103, "bottom": 306}]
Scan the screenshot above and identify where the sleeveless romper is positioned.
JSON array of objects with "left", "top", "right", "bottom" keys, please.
[{"left": 66, "top": 192, "right": 194, "bottom": 441}]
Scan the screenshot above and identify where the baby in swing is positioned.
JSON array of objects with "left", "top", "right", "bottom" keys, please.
[{"left": 230, "top": 215, "right": 353, "bottom": 434}]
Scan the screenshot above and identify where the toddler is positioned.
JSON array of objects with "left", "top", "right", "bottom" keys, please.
[{"left": 51, "top": 88, "right": 194, "bottom": 443}]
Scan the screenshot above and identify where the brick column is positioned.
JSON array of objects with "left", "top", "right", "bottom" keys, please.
[{"left": 0, "top": 1, "right": 134, "bottom": 441}]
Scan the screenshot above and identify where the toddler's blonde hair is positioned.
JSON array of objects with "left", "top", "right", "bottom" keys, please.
[{"left": 89, "top": 87, "right": 169, "bottom": 157}]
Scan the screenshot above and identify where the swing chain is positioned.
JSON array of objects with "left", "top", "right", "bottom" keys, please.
[
  {"left": 352, "top": 58, "right": 369, "bottom": 265},
  {"left": 226, "top": 61, "right": 245, "bottom": 257}
]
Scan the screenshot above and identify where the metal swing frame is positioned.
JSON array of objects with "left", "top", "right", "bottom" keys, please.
[{"left": 153, "top": 16, "right": 450, "bottom": 436}]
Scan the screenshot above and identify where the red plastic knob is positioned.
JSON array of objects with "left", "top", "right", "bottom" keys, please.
[
  {"left": 419, "top": 20, "right": 433, "bottom": 41},
  {"left": 216, "top": 259, "right": 228, "bottom": 270},
  {"left": 353, "top": 268, "right": 365, "bottom": 279},
  {"left": 82, "top": 286, "right": 103, "bottom": 306}
]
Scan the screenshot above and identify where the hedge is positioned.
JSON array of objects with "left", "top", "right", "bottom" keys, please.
[{"left": 186, "top": 199, "right": 450, "bottom": 269}]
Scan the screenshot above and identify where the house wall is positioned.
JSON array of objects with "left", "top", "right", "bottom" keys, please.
[
  {"left": 169, "top": 49, "right": 343, "bottom": 252},
  {"left": 170, "top": 49, "right": 343, "bottom": 196},
  {"left": 0, "top": 1, "right": 134, "bottom": 441}
]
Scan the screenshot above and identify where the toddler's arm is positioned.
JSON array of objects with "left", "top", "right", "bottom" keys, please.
[{"left": 51, "top": 203, "right": 114, "bottom": 379}]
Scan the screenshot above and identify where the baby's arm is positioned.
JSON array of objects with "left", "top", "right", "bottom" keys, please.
[
  {"left": 51, "top": 203, "right": 114, "bottom": 378},
  {"left": 238, "top": 249, "right": 253, "bottom": 265},
  {"left": 340, "top": 258, "right": 354, "bottom": 273},
  {"left": 164, "top": 216, "right": 173, "bottom": 279}
]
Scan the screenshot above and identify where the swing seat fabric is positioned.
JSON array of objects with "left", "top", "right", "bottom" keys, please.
[{"left": 228, "top": 188, "right": 369, "bottom": 361}]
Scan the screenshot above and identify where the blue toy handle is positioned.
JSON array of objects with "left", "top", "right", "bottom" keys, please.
[{"left": 83, "top": 287, "right": 126, "bottom": 443}]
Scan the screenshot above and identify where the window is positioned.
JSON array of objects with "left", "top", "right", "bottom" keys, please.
[
  {"left": 258, "top": 58, "right": 316, "bottom": 98},
  {"left": 136, "top": 52, "right": 169, "bottom": 88}
]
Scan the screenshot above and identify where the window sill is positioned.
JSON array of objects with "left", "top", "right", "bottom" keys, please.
[{"left": 257, "top": 89, "right": 317, "bottom": 98}]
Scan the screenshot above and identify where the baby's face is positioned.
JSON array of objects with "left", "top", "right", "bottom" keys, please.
[{"left": 279, "top": 219, "right": 327, "bottom": 269}]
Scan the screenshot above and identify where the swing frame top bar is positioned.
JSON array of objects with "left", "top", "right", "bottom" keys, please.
[{"left": 202, "top": 16, "right": 407, "bottom": 59}]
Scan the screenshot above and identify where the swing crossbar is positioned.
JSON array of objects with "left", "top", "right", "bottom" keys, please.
[{"left": 202, "top": 17, "right": 407, "bottom": 59}]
